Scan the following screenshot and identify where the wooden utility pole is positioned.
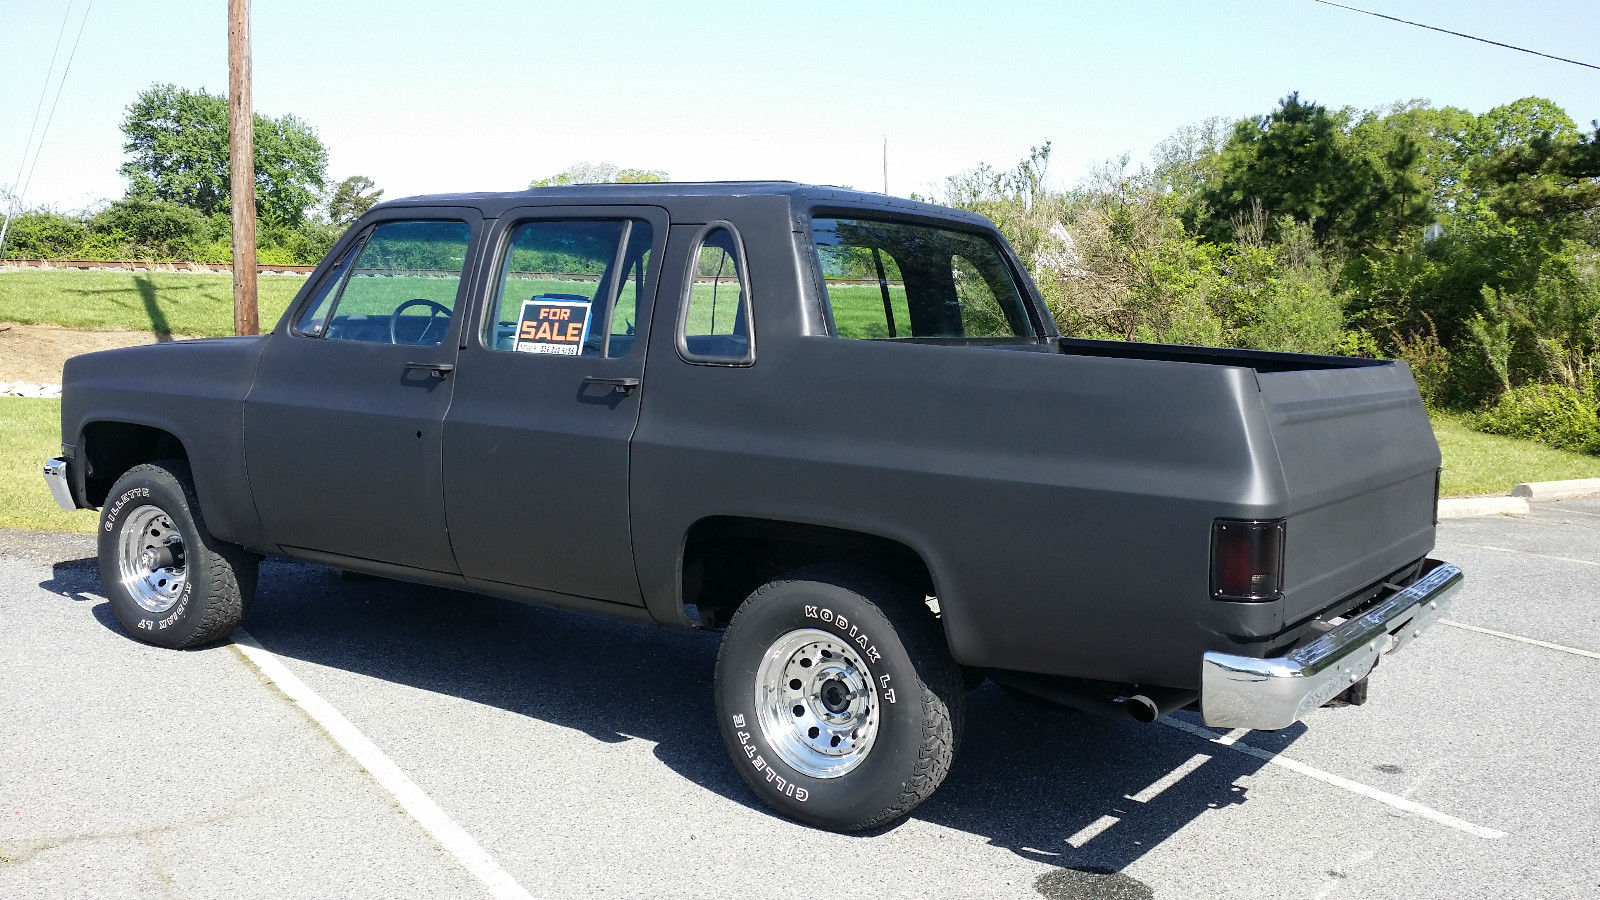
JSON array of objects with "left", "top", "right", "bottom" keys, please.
[{"left": 228, "top": 0, "right": 258, "bottom": 335}]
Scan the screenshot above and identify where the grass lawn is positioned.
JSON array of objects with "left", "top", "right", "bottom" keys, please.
[
  {"left": 825, "top": 283, "right": 912, "bottom": 338},
  {"left": 1, "top": 399, "right": 95, "bottom": 534},
  {"left": 4, "top": 400, "right": 1597, "bottom": 536},
  {"left": 0, "top": 270, "right": 305, "bottom": 337},
  {"left": 1432, "top": 412, "right": 1600, "bottom": 497}
]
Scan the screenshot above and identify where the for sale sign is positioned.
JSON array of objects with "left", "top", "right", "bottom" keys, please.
[{"left": 514, "top": 298, "right": 592, "bottom": 355}]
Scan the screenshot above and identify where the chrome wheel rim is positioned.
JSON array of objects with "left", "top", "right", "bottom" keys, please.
[
  {"left": 117, "top": 506, "right": 187, "bottom": 614},
  {"left": 754, "top": 627, "right": 880, "bottom": 779}
]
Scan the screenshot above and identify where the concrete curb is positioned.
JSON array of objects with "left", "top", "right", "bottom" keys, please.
[
  {"left": 1439, "top": 477, "right": 1600, "bottom": 519},
  {"left": 0, "top": 380, "right": 63, "bottom": 398},
  {"left": 1438, "top": 496, "right": 1531, "bottom": 519},
  {"left": 1510, "top": 478, "right": 1600, "bottom": 501}
]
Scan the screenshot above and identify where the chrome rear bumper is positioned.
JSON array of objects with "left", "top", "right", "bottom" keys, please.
[
  {"left": 1200, "top": 561, "right": 1462, "bottom": 731},
  {"left": 43, "top": 458, "right": 77, "bottom": 511}
]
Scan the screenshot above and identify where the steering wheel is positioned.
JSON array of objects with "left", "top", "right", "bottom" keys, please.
[{"left": 390, "top": 298, "right": 452, "bottom": 345}]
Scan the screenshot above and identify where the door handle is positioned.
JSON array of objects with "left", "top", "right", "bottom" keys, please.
[
  {"left": 405, "top": 361, "right": 455, "bottom": 379},
  {"left": 583, "top": 375, "right": 641, "bottom": 395}
]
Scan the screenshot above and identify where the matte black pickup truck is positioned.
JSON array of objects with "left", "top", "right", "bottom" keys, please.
[{"left": 45, "top": 182, "right": 1461, "bottom": 831}]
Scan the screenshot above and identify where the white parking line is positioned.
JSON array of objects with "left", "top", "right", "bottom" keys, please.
[
  {"left": 1125, "top": 753, "right": 1212, "bottom": 804},
  {"left": 1159, "top": 717, "right": 1507, "bottom": 840},
  {"left": 1441, "top": 619, "right": 1600, "bottom": 661},
  {"left": 1065, "top": 814, "right": 1122, "bottom": 849},
  {"left": 231, "top": 630, "right": 534, "bottom": 900}
]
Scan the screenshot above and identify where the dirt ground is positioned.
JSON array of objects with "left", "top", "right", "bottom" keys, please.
[{"left": 0, "top": 324, "right": 192, "bottom": 384}]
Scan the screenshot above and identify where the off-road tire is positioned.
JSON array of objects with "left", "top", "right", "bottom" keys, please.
[
  {"left": 713, "top": 565, "right": 963, "bottom": 832},
  {"left": 98, "top": 459, "right": 258, "bottom": 649}
]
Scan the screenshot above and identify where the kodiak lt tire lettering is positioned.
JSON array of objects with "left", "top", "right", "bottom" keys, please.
[{"left": 714, "top": 565, "right": 963, "bottom": 832}]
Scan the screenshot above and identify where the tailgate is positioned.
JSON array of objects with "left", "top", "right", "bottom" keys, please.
[{"left": 1257, "top": 362, "right": 1439, "bottom": 625}]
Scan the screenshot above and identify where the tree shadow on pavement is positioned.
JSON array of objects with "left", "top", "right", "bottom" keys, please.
[{"left": 46, "top": 556, "right": 1298, "bottom": 887}]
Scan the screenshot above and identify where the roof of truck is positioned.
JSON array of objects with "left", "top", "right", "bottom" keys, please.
[{"left": 385, "top": 181, "right": 991, "bottom": 227}]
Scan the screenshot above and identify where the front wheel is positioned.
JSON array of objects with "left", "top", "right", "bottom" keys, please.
[
  {"left": 713, "top": 566, "right": 963, "bottom": 831},
  {"left": 98, "top": 460, "right": 258, "bottom": 649}
]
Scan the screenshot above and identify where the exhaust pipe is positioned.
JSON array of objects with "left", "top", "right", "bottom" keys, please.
[
  {"left": 989, "top": 672, "right": 1197, "bottom": 723},
  {"left": 1123, "top": 688, "right": 1198, "bottom": 723}
]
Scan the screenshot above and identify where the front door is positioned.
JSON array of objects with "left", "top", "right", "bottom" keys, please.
[
  {"left": 244, "top": 212, "right": 483, "bottom": 573},
  {"left": 442, "top": 206, "right": 666, "bottom": 604}
]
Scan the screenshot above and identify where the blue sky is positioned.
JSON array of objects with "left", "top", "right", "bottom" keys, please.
[{"left": 3, "top": 0, "right": 1597, "bottom": 212}]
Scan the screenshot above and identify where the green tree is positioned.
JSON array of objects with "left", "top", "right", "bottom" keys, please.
[
  {"left": 1200, "top": 93, "right": 1430, "bottom": 249},
  {"left": 327, "top": 175, "right": 385, "bottom": 225},
  {"left": 1343, "top": 101, "right": 1474, "bottom": 210},
  {"left": 119, "top": 83, "right": 329, "bottom": 226},
  {"left": 1487, "top": 124, "right": 1600, "bottom": 222},
  {"left": 1148, "top": 116, "right": 1229, "bottom": 215},
  {"left": 530, "top": 162, "right": 668, "bottom": 187}
]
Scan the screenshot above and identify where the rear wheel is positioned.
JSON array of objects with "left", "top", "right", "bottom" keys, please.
[
  {"left": 98, "top": 460, "right": 257, "bottom": 649},
  {"left": 713, "top": 565, "right": 963, "bottom": 831}
]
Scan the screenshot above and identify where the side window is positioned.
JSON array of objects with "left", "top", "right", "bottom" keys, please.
[
  {"left": 812, "top": 243, "right": 911, "bottom": 339},
  {"left": 486, "top": 219, "right": 653, "bottom": 358},
  {"left": 293, "top": 239, "right": 362, "bottom": 336},
  {"left": 608, "top": 225, "right": 656, "bottom": 357},
  {"left": 810, "top": 217, "right": 1036, "bottom": 340},
  {"left": 950, "top": 252, "right": 1018, "bottom": 338},
  {"left": 295, "top": 220, "right": 472, "bottom": 346},
  {"left": 679, "top": 225, "right": 753, "bottom": 364}
]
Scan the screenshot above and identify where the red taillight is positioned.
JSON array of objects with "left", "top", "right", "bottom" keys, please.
[{"left": 1211, "top": 519, "right": 1285, "bottom": 601}]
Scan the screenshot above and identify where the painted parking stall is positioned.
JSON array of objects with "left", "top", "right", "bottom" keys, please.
[{"left": 3, "top": 498, "right": 1596, "bottom": 898}]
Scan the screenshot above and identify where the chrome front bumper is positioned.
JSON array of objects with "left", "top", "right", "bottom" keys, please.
[
  {"left": 1200, "top": 561, "right": 1463, "bottom": 731},
  {"left": 43, "top": 458, "right": 77, "bottom": 511}
]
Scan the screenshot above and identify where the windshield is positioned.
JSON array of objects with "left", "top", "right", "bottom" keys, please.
[{"left": 810, "top": 216, "right": 1037, "bottom": 340}]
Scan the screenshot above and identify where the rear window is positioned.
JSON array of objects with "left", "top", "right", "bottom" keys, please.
[{"left": 810, "top": 217, "right": 1036, "bottom": 340}]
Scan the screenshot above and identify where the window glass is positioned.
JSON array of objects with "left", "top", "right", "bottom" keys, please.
[
  {"left": 607, "top": 235, "right": 652, "bottom": 357},
  {"left": 486, "top": 219, "right": 653, "bottom": 358},
  {"left": 298, "top": 220, "right": 472, "bottom": 345},
  {"left": 681, "top": 227, "right": 752, "bottom": 362},
  {"left": 293, "top": 241, "right": 361, "bottom": 336},
  {"left": 811, "top": 217, "right": 1036, "bottom": 340}
]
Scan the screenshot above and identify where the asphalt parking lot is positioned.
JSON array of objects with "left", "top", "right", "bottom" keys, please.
[{"left": 2, "top": 500, "right": 1597, "bottom": 900}]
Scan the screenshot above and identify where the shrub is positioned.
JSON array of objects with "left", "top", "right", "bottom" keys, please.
[
  {"left": 1224, "top": 220, "right": 1345, "bottom": 355},
  {"left": 89, "top": 198, "right": 208, "bottom": 258},
  {"left": 1472, "top": 382, "right": 1600, "bottom": 453},
  {"left": 1, "top": 210, "right": 89, "bottom": 258},
  {"left": 1390, "top": 317, "right": 1452, "bottom": 407}
]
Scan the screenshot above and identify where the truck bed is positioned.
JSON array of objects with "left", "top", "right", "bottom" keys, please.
[{"left": 1061, "top": 335, "right": 1438, "bottom": 632}]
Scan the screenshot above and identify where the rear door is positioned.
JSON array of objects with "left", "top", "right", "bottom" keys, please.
[
  {"left": 244, "top": 211, "right": 482, "bottom": 573},
  {"left": 442, "top": 206, "right": 666, "bottom": 604}
]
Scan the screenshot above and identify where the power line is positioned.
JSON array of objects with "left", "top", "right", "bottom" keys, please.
[
  {"left": 0, "top": 3, "right": 76, "bottom": 257},
  {"left": 7, "top": 2, "right": 75, "bottom": 200},
  {"left": 1311, "top": 0, "right": 1600, "bottom": 72},
  {"left": 19, "top": 1, "right": 95, "bottom": 205}
]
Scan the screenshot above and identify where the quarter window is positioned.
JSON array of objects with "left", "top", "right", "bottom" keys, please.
[
  {"left": 679, "top": 226, "right": 753, "bottom": 364},
  {"left": 295, "top": 220, "right": 472, "bottom": 346},
  {"left": 811, "top": 217, "right": 1036, "bottom": 340},
  {"left": 486, "top": 219, "right": 654, "bottom": 358}
]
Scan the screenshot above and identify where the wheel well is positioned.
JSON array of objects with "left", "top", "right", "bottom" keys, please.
[
  {"left": 681, "top": 516, "right": 936, "bottom": 629},
  {"left": 80, "top": 421, "right": 189, "bottom": 507}
]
